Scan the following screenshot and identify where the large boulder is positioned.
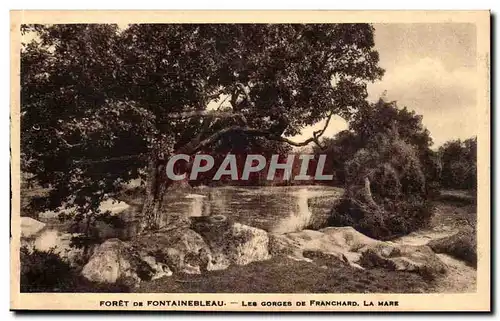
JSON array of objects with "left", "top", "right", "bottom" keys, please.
[
  {"left": 359, "top": 242, "right": 447, "bottom": 277},
  {"left": 132, "top": 217, "right": 271, "bottom": 275},
  {"left": 81, "top": 239, "right": 172, "bottom": 287},
  {"left": 192, "top": 216, "right": 271, "bottom": 270},
  {"left": 270, "top": 226, "right": 447, "bottom": 277},
  {"left": 269, "top": 228, "right": 359, "bottom": 264},
  {"left": 134, "top": 229, "right": 212, "bottom": 275},
  {"left": 21, "top": 217, "right": 46, "bottom": 238},
  {"left": 428, "top": 229, "right": 477, "bottom": 267},
  {"left": 210, "top": 222, "right": 270, "bottom": 268}
]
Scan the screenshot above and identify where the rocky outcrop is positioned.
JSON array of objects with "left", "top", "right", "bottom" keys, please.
[
  {"left": 270, "top": 226, "right": 447, "bottom": 277},
  {"left": 205, "top": 222, "right": 271, "bottom": 269},
  {"left": 428, "top": 229, "right": 477, "bottom": 267},
  {"left": 81, "top": 238, "right": 172, "bottom": 287},
  {"left": 359, "top": 242, "right": 447, "bottom": 277},
  {"left": 191, "top": 216, "right": 271, "bottom": 270},
  {"left": 134, "top": 218, "right": 271, "bottom": 274},
  {"left": 134, "top": 228, "right": 212, "bottom": 275},
  {"left": 81, "top": 220, "right": 271, "bottom": 286}
]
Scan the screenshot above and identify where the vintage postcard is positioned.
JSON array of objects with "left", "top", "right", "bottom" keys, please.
[{"left": 10, "top": 10, "right": 490, "bottom": 311}]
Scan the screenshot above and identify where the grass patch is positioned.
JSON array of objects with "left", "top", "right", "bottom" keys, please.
[{"left": 136, "top": 255, "right": 433, "bottom": 293}]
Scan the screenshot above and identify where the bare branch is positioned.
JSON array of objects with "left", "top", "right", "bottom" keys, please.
[
  {"left": 216, "top": 95, "right": 230, "bottom": 110},
  {"left": 71, "top": 107, "right": 334, "bottom": 164},
  {"left": 165, "top": 110, "right": 241, "bottom": 120},
  {"left": 73, "top": 154, "right": 144, "bottom": 164},
  {"left": 310, "top": 112, "right": 334, "bottom": 149},
  {"left": 185, "top": 118, "right": 333, "bottom": 154},
  {"left": 55, "top": 130, "right": 83, "bottom": 148}
]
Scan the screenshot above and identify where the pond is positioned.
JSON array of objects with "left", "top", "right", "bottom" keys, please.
[
  {"left": 35, "top": 185, "right": 344, "bottom": 239},
  {"left": 155, "top": 185, "right": 344, "bottom": 234}
]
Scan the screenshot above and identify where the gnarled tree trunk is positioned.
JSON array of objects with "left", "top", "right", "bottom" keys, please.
[{"left": 139, "top": 155, "right": 171, "bottom": 233}]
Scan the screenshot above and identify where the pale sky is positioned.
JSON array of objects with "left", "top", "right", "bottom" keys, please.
[{"left": 292, "top": 23, "right": 478, "bottom": 148}]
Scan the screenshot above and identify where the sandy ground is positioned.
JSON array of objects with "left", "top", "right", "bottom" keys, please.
[
  {"left": 394, "top": 232, "right": 476, "bottom": 293},
  {"left": 433, "top": 253, "right": 476, "bottom": 293},
  {"left": 392, "top": 195, "right": 477, "bottom": 293}
]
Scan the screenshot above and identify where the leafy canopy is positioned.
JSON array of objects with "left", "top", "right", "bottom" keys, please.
[{"left": 21, "top": 23, "right": 384, "bottom": 214}]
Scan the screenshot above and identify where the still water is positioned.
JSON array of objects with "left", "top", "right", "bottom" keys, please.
[{"left": 157, "top": 185, "right": 343, "bottom": 234}]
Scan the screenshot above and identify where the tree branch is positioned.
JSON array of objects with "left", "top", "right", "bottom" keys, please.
[
  {"left": 55, "top": 130, "right": 83, "bottom": 148},
  {"left": 73, "top": 154, "right": 144, "bottom": 164},
  {"left": 310, "top": 112, "right": 334, "bottom": 149},
  {"left": 185, "top": 118, "right": 332, "bottom": 154},
  {"left": 165, "top": 110, "right": 242, "bottom": 120},
  {"left": 71, "top": 108, "right": 333, "bottom": 164}
]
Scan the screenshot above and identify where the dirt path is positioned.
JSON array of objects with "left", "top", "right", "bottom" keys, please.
[
  {"left": 393, "top": 227, "right": 476, "bottom": 293},
  {"left": 432, "top": 254, "right": 476, "bottom": 293}
]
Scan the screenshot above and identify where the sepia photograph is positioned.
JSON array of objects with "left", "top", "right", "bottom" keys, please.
[{"left": 10, "top": 10, "right": 490, "bottom": 311}]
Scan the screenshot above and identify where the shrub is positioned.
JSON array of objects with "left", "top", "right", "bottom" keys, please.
[
  {"left": 439, "top": 137, "right": 477, "bottom": 190},
  {"left": 20, "top": 246, "right": 129, "bottom": 292},
  {"left": 329, "top": 134, "right": 435, "bottom": 239},
  {"left": 20, "top": 246, "right": 75, "bottom": 292}
]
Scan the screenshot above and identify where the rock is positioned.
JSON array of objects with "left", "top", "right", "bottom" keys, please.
[
  {"left": 359, "top": 243, "right": 447, "bottom": 277},
  {"left": 21, "top": 217, "right": 46, "bottom": 238},
  {"left": 269, "top": 228, "right": 352, "bottom": 264},
  {"left": 320, "top": 226, "right": 381, "bottom": 250},
  {"left": 81, "top": 239, "right": 159, "bottom": 287},
  {"left": 132, "top": 220, "right": 270, "bottom": 275},
  {"left": 195, "top": 221, "right": 271, "bottom": 269},
  {"left": 428, "top": 229, "right": 477, "bottom": 266},
  {"left": 141, "top": 255, "right": 173, "bottom": 280},
  {"left": 31, "top": 229, "right": 85, "bottom": 267},
  {"left": 270, "top": 226, "right": 447, "bottom": 276},
  {"left": 135, "top": 229, "right": 212, "bottom": 275}
]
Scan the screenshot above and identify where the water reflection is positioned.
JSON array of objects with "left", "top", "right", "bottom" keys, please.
[
  {"left": 175, "top": 186, "right": 342, "bottom": 234},
  {"left": 269, "top": 188, "right": 312, "bottom": 234},
  {"left": 185, "top": 194, "right": 206, "bottom": 217}
]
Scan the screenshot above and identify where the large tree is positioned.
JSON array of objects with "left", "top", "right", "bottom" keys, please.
[{"left": 21, "top": 23, "right": 384, "bottom": 232}]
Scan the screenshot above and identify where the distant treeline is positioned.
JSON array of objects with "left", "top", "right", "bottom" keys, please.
[{"left": 437, "top": 137, "right": 477, "bottom": 190}]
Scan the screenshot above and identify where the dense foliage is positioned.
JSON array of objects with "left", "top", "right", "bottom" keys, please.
[
  {"left": 21, "top": 24, "right": 384, "bottom": 231},
  {"left": 315, "top": 99, "right": 440, "bottom": 191},
  {"left": 20, "top": 247, "right": 129, "bottom": 292},
  {"left": 326, "top": 100, "right": 437, "bottom": 239},
  {"left": 438, "top": 137, "right": 477, "bottom": 190},
  {"left": 329, "top": 134, "right": 434, "bottom": 239}
]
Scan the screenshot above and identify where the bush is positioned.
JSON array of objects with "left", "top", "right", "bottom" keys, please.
[
  {"left": 20, "top": 246, "right": 130, "bottom": 292},
  {"left": 329, "top": 134, "right": 435, "bottom": 240},
  {"left": 20, "top": 246, "right": 75, "bottom": 292},
  {"left": 439, "top": 137, "right": 477, "bottom": 190}
]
